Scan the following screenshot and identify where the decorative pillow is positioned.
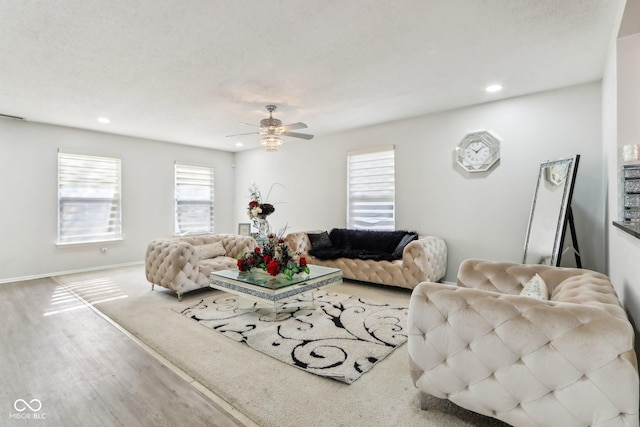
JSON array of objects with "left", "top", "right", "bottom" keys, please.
[
  {"left": 308, "top": 232, "right": 333, "bottom": 249},
  {"left": 520, "top": 273, "right": 549, "bottom": 300},
  {"left": 195, "top": 241, "right": 226, "bottom": 260},
  {"left": 391, "top": 233, "right": 418, "bottom": 259}
]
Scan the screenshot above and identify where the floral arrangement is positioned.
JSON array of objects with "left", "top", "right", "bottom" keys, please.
[
  {"left": 237, "top": 233, "right": 309, "bottom": 280},
  {"left": 247, "top": 183, "right": 275, "bottom": 221}
]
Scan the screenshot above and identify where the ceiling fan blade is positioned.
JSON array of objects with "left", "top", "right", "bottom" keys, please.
[
  {"left": 238, "top": 122, "right": 260, "bottom": 127},
  {"left": 283, "top": 131, "right": 314, "bottom": 140},
  {"left": 282, "top": 122, "right": 308, "bottom": 131},
  {"left": 226, "top": 131, "right": 259, "bottom": 137}
]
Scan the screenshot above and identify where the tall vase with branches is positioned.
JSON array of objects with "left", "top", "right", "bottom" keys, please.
[{"left": 247, "top": 183, "right": 282, "bottom": 240}]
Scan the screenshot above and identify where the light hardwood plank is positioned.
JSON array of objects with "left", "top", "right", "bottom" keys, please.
[{"left": 0, "top": 278, "right": 248, "bottom": 427}]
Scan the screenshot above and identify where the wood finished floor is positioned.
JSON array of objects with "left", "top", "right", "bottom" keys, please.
[{"left": 0, "top": 277, "right": 248, "bottom": 427}]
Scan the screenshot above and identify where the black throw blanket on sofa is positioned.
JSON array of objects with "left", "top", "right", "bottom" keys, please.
[{"left": 308, "top": 228, "right": 418, "bottom": 262}]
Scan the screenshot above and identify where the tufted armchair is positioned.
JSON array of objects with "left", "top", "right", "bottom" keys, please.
[
  {"left": 145, "top": 234, "right": 256, "bottom": 300},
  {"left": 286, "top": 230, "right": 447, "bottom": 289},
  {"left": 408, "top": 259, "right": 639, "bottom": 427}
]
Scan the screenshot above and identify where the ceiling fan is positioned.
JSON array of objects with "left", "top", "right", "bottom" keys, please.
[{"left": 227, "top": 105, "right": 314, "bottom": 151}]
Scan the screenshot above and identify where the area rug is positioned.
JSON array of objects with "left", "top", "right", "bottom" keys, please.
[
  {"left": 172, "top": 290, "right": 408, "bottom": 384},
  {"left": 54, "top": 266, "right": 509, "bottom": 426}
]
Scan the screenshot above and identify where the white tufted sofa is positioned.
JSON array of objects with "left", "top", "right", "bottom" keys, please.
[
  {"left": 408, "top": 259, "right": 639, "bottom": 427},
  {"left": 145, "top": 234, "right": 257, "bottom": 300},
  {"left": 285, "top": 231, "right": 447, "bottom": 289}
]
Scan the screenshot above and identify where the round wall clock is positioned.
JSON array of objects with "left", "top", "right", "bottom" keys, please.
[{"left": 456, "top": 130, "right": 501, "bottom": 173}]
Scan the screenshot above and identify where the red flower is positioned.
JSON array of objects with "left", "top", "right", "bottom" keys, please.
[
  {"left": 263, "top": 255, "right": 273, "bottom": 264},
  {"left": 299, "top": 257, "right": 307, "bottom": 267},
  {"left": 249, "top": 200, "right": 259, "bottom": 208},
  {"left": 266, "top": 259, "right": 281, "bottom": 276},
  {"left": 254, "top": 247, "right": 261, "bottom": 254},
  {"left": 237, "top": 259, "right": 246, "bottom": 271}
]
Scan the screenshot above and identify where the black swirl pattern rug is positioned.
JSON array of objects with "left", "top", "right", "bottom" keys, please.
[{"left": 172, "top": 291, "right": 408, "bottom": 384}]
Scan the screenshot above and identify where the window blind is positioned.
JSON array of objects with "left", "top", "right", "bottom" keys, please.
[
  {"left": 175, "top": 163, "right": 214, "bottom": 235},
  {"left": 57, "top": 152, "right": 122, "bottom": 244},
  {"left": 347, "top": 147, "right": 395, "bottom": 230}
]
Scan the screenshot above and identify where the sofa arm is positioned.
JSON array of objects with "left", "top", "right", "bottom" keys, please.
[
  {"left": 402, "top": 236, "right": 447, "bottom": 282},
  {"left": 408, "top": 282, "right": 639, "bottom": 426},
  {"left": 145, "top": 239, "right": 200, "bottom": 289},
  {"left": 285, "top": 231, "right": 324, "bottom": 254}
]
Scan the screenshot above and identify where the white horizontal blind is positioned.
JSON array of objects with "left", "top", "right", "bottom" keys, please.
[
  {"left": 347, "top": 147, "right": 395, "bottom": 230},
  {"left": 175, "top": 163, "right": 214, "bottom": 235},
  {"left": 58, "top": 152, "right": 122, "bottom": 244}
]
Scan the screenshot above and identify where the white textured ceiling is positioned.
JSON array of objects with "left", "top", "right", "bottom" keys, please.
[{"left": 0, "top": 0, "right": 626, "bottom": 151}]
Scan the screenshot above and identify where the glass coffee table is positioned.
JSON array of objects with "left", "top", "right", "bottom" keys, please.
[{"left": 210, "top": 265, "right": 343, "bottom": 319}]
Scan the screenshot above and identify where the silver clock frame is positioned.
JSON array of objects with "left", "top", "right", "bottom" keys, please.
[{"left": 456, "top": 130, "right": 501, "bottom": 173}]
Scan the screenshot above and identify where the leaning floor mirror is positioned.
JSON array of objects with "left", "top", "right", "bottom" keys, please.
[{"left": 522, "top": 155, "right": 581, "bottom": 267}]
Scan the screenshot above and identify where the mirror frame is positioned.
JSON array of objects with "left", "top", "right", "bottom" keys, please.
[{"left": 522, "top": 155, "right": 580, "bottom": 266}]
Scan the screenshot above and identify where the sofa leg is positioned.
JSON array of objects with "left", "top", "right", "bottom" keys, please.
[
  {"left": 420, "top": 391, "right": 428, "bottom": 410},
  {"left": 177, "top": 293, "right": 182, "bottom": 302},
  {"left": 151, "top": 284, "right": 155, "bottom": 291}
]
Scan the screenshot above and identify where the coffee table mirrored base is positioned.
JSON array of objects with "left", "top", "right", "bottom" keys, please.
[
  {"left": 234, "top": 292, "right": 315, "bottom": 320},
  {"left": 210, "top": 265, "right": 343, "bottom": 320}
]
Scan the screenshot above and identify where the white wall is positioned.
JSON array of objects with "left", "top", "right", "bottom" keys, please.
[
  {"left": 0, "top": 82, "right": 608, "bottom": 285},
  {"left": 607, "top": 32, "right": 640, "bottom": 343},
  {"left": 0, "top": 119, "right": 236, "bottom": 282},
  {"left": 235, "top": 82, "right": 604, "bottom": 282}
]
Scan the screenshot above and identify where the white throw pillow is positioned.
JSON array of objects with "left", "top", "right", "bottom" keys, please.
[
  {"left": 195, "top": 241, "right": 226, "bottom": 260},
  {"left": 520, "top": 273, "right": 549, "bottom": 300}
]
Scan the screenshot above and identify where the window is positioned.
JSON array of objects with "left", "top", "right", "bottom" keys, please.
[
  {"left": 174, "top": 163, "right": 214, "bottom": 235},
  {"left": 57, "top": 152, "right": 122, "bottom": 244},
  {"left": 347, "top": 146, "right": 395, "bottom": 230}
]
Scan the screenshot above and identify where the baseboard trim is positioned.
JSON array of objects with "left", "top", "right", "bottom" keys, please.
[{"left": 0, "top": 261, "right": 144, "bottom": 285}]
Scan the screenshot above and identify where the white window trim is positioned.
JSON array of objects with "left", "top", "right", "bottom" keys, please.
[
  {"left": 57, "top": 151, "right": 122, "bottom": 246},
  {"left": 347, "top": 145, "right": 396, "bottom": 230},
  {"left": 174, "top": 162, "right": 215, "bottom": 236}
]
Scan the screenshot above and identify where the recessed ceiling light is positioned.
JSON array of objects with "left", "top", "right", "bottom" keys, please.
[
  {"left": 97, "top": 117, "right": 110, "bottom": 124},
  {"left": 485, "top": 84, "right": 503, "bottom": 93},
  {"left": 235, "top": 142, "right": 243, "bottom": 147}
]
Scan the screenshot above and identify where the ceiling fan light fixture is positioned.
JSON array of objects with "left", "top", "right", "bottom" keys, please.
[
  {"left": 226, "top": 105, "right": 312, "bottom": 151},
  {"left": 260, "top": 126, "right": 283, "bottom": 152},
  {"left": 260, "top": 105, "right": 284, "bottom": 152}
]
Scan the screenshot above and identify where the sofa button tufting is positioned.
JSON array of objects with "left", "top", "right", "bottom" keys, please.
[{"left": 408, "top": 259, "right": 637, "bottom": 424}]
